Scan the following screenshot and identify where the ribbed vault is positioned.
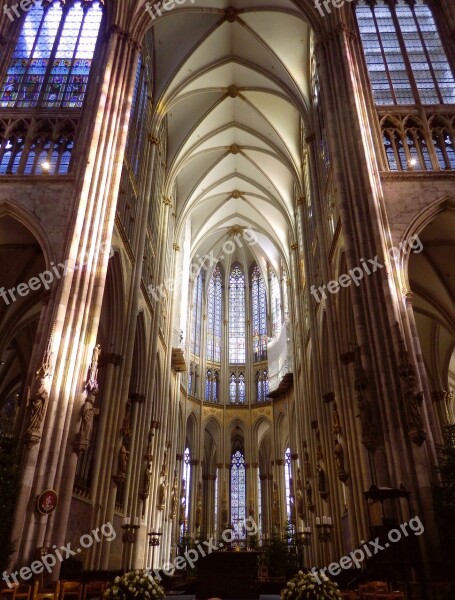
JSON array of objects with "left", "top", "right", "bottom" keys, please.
[{"left": 142, "top": 1, "right": 313, "bottom": 268}]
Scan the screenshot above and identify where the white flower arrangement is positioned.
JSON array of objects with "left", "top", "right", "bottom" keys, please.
[
  {"left": 280, "top": 571, "right": 342, "bottom": 600},
  {"left": 104, "top": 570, "right": 165, "bottom": 600}
]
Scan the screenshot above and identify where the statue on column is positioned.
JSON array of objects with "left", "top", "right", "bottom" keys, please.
[
  {"left": 334, "top": 440, "right": 349, "bottom": 482},
  {"left": 73, "top": 344, "right": 102, "bottom": 455},
  {"left": 142, "top": 461, "right": 152, "bottom": 500},
  {"left": 303, "top": 448, "right": 312, "bottom": 479},
  {"left": 26, "top": 380, "right": 48, "bottom": 435},
  {"left": 332, "top": 402, "right": 342, "bottom": 437},
  {"left": 118, "top": 444, "right": 128, "bottom": 478},
  {"left": 24, "top": 326, "right": 55, "bottom": 447},
  {"left": 170, "top": 470, "right": 178, "bottom": 519},
  {"left": 158, "top": 475, "right": 168, "bottom": 510},
  {"left": 305, "top": 479, "right": 314, "bottom": 511}
]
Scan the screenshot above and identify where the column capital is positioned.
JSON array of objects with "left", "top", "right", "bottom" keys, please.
[
  {"left": 176, "top": 453, "right": 183, "bottom": 461},
  {"left": 190, "top": 459, "right": 200, "bottom": 466}
]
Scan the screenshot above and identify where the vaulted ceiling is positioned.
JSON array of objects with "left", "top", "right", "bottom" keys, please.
[{"left": 143, "top": 1, "right": 313, "bottom": 272}]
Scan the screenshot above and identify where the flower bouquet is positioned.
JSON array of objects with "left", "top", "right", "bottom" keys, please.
[
  {"left": 104, "top": 570, "right": 165, "bottom": 600},
  {"left": 280, "top": 570, "right": 342, "bottom": 600}
]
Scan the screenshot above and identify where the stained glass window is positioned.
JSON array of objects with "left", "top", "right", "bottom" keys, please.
[
  {"left": 126, "top": 56, "right": 148, "bottom": 177},
  {"left": 188, "top": 363, "right": 193, "bottom": 395},
  {"left": 205, "top": 369, "right": 211, "bottom": 401},
  {"left": 207, "top": 266, "right": 222, "bottom": 363},
  {"left": 356, "top": 0, "right": 455, "bottom": 105},
  {"left": 256, "top": 370, "right": 269, "bottom": 402},
  {"left": 229, "top": 373, "right": 236, "bottom": 404},
  {"left": 204, "top": 369, "right": 218, "bottom": 402},
  {"left": 230, "top": 372, "right": 245, "bottom": 404},
  {"left": 231, "top": 450, "right": 246, "bottom": 532},
  {"left": 432, "top": 128, "right": 455, "bottom": 169},
  {"left": 0, "top": 0, "right": 104, "bottom": 109},
  {"left": 190, "top": 272, "right": 203, "bottom": 356},
  {"left": 183, "top": 447, "right": 191, "bottom": 530},
  {"left": 252, "top": 265, "right": 267, "bottom": 362},
  {"left": 229, "top": 264, "right": 245, "bottom": 363},
  {"left": 238, "top": 373, "right": 245, "bottom": 404},
  {"left": 284, "top": 448, "right": 292, "bottom": 520},
  {"left": 270, "top": 269, "right": 281, "bottom": 335}
]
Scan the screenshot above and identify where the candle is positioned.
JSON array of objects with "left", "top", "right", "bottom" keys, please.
[
  {"left": 323, "top": 516, "right": 327, "bottom": 525},
  {"left": 134, "top": 517, "right": 139, "bottom": 526},
  {"left": 328, "top": 517, "right": 332, "bottom": 525},
  {"left": 316, "top": 517, "right": 320, "bottom": 525}
]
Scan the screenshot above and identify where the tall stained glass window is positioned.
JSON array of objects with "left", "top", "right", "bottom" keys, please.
[
  {"left": 252, "top": 265, "right": 267, "bottom": 361},
  {"left": 231, "top": 450, "right": 246, "bottom": 532},
  {"left": 270, "top": 269, "right": 282, "bottom": 335},
  {"left": 229, "top": 264, "right": 245, "bottom": 363},
  {"left": 207, "top": 266, "right": 222, "bottom": 362},
  {"left": 229, "top": 372, "right": 245, "bottom": 404},
  {"left": 356, "top": 0, "right": 455, "bottom": 105},
  {"left": 229, "top": 373, "right": 237, "bottom": 404},
  {"left": 190, "top": 272, "right": 203, "bottom": 356},
  {"left": 256, "top": 370, "right": 269, "bottom": 402},
  {"left": 0, "top": 0, "right": 104, "bottom": 108},
  {"left": 284, "top": 448, "right": 292, "bottom": 521},
  {"left": 205, "top": 369, "right": 218, "bottom": 402},
  {"left": 126, "top": 56, "right": 148, "bottom": 177},
  {"left": 183, "top": 447, "right": 191, "bottom": 531}
]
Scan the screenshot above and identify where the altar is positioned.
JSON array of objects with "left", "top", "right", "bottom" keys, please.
[{"left": 197, "top": 551, "right": 259, "bottom": 599}]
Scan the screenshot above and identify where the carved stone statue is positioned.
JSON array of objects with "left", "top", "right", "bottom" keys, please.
[
  {"left": 158, "top": 476, "right": 168, "bottom": 510},
  {"left": 305, "top": 479, "right": 313, "bottom": 509},
  {"left": 332, "top": 402, "right": 342, "bottom": 437},
  {"left": 304, "top": 450, "right": 312, "bottom": 478},
  {"left": 26, "top": 379, "right": 48, "bottom": 434},
  {"left": 118, "top": 444, "right": 128, "bottom": 477},
  {"left": 334, "top": 441, "right": 345, "bottom": 472},
  {"left": 161, "top": 450, "right": 168, "bottom": 478},
  {"left": 79, "top": 394, "right": 95, "bottom": 442},
  {"left": 142, "top": 462, "right": 151, "bottom": 498},
  {"left": 317, "top": 465, "right": 326, "bottom": 493},
  {"left": 170, "top": 470, "right": 178, "bottom": 519},
  {"left": 296, "top": 487, "right": 304, "bottom": 519},
  {"left": 85, "top": 344, "right": 101, "bottom": 393},
  {"left": 248, "top": 498, "right": 254, "bottom": 517}
]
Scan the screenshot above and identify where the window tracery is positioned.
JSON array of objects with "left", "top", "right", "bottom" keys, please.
[{"left": 0, "top": 0, "right": 104, "bottom": 109}]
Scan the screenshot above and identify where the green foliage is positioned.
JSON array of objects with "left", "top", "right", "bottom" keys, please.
[
  {"left": 263, "top": 523, "right": 299, "bottom": 578},
  {"left": 0, "top": 438, "right": 20, "bottom": 571}
]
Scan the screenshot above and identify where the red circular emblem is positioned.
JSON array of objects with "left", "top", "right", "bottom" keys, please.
[{"left": 37, "top": 489, "right": 58, "bottom": 515}]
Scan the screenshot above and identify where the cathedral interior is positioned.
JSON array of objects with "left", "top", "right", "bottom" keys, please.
[{"left": 0, "top": 0, "right": 455, "bottom": 599}]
